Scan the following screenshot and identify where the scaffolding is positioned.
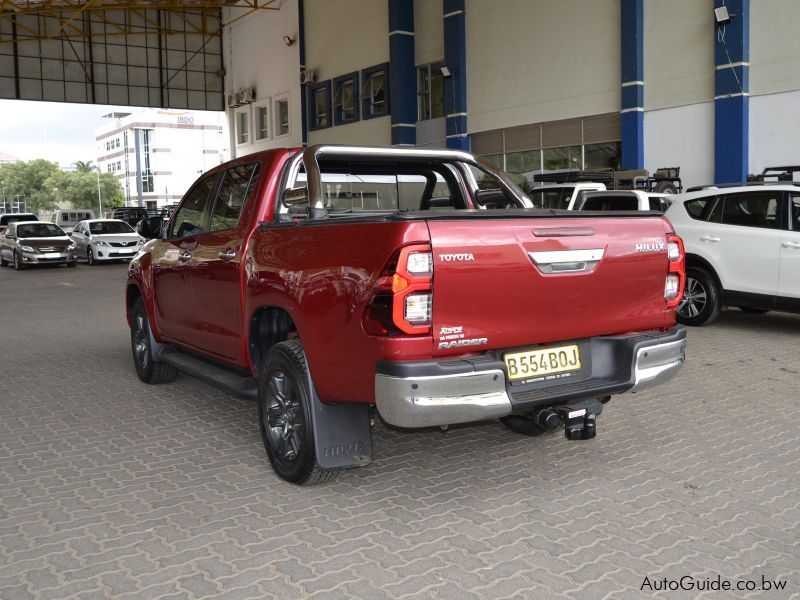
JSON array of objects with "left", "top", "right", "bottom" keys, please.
[{"left": 0, "top": 1, "right": 279, "bottom": 109}]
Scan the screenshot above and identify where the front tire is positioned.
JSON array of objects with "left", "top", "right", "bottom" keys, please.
[
  {"left": 130, "top": 298, "right": 178, "bottom": 384},
  {"left": 87, "top": 247, "right": 96, "bottom": 265},
  {"left": 257, "top": 341, "right": 339, "bottom": 485},
  {"left": 13, "top": 251, "right": 25, "bottom": 271},
  {"left": 0, "top": 255, "right": 7, "bottom": 267},
  {"left": 677, "top": 267, "right": 720, "bottom": 326}
]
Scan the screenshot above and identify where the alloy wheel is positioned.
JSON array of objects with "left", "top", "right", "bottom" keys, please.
[
  {"left": 678, "top": 276, "right": 707, "bottom": 319},
  {"left": 264, "top": 371, "right": 304, "bottom": 462},
  {"left": 132, "top": 313, "right": 150, "bottom": 370}
]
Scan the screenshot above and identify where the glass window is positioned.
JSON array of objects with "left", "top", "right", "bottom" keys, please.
[
  {"left": 418, "top": 63, "right": 445, "bottom": 121},
  {"left": 275, "top": 98, "right": 289, "bottom": 136},
  {"left": 310, "top": 83, "right": 330, "bottom": 129},
  {"left": 334, "top": 76, "right": 358, "bottom": 124},
  {"left": 685, "top": 198, "right": 710, "bottom": 220},
  {"left": 584, "top": 142, "right": 621, "bottom": 170},
  {"left": 210, "top": 164, "right": 259, "bottom": 232},
  {"left": 716, "top": 193, "right": 780, "bottom": 229},
  {"left": 89, "top": 221, "right": 135, "bottom": 234},
  {"left": 169, "top": 174, "right": 218, "bottom": 239},
  {"left": 792, "top": 195, "right": 800, "bottom": 231},
  {"left": 255, "top": 105, "right": 269, "bottom": 140},
  {"left": 529, "top": 187, "right": 573, "bottom": 210},
  {"left": 543, "top": 146, "right": 581, "bottom": 171},
  {"left": 581, "top": 194, "right": 638, "bottom": 211},
  {"left": 505, "top": 150, "right": 540, "bottom": 192},
  {"left": 362, "top": 68, "right": 386, "bottom": 118},
  {"left": 236, "top": 111, "right": 249, "bottom": 144}
]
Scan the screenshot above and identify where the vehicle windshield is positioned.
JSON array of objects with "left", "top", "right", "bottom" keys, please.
[
  {"left": 17, "top": 223, "right": 64, "bottom": 237},
  {"left": 528, "top": 186, "right": 573, "bottom": 210},
  {"left": 89, "top": 221, "right": 135, "bottom": 234},
  {"left": 1, "top": 214, "right": 37, "bottom": 225}
]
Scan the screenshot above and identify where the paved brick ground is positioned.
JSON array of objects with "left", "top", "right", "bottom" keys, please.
[{"left": 0, "top": 262, "right": 798, "bottom": 599}]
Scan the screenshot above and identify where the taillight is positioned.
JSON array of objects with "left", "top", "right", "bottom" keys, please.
[
  {"left": 665, "top": 234, "right": 685, "bottom": 308},
  {"left": 364, "top": 244, "right": 433, "bottom": 336}
]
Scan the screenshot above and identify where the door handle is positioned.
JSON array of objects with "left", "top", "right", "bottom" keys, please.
[
  {"left": 782, "top": 241, "right": 800, "bottom": 249},
  {"left": 218, "top": 249, "right": 236, "bottom": 261},
  {"left": 700, "top": 235, "right": 721, "bottom": 243},
  {"left": 178, "top": 250, "right": 192, "bottom": 262}
]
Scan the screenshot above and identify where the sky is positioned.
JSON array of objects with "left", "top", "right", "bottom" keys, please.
[{"left": 0, "top": 100, "right": 225, "bottom": 168}]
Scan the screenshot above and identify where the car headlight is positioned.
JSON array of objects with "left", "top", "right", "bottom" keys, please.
[
  {"left": 67, "top": 242, "right": 77, "bottom": 251},
  {"left": 94, "top": 240, "right": 110, "bottom": 247},
  {"left": 19, "top": 245, "right": 34, "bottom": 253},
  {"left": 137, "top": 237, "right": 145, "bottom": 245}
]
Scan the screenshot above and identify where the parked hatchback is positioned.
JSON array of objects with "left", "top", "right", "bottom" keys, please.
[
  {"left": 0, "top": 221, "right": 77, "bottom": 269},
  {"left": 665, "top": 184, "right": 800, "bottom": 325},
  {"left": 71, "top": 219, "right": 145, "bottom": 265}
]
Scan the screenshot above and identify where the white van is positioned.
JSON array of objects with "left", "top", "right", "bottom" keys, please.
[{"left": 52, "top": 210, "right": 95, "bottom": 233}]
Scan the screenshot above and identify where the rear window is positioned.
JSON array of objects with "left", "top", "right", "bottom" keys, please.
[
  {"left": 1, "top": 214, "right": 37, "bottom": 225},
  {"left": 684, "top": 198, "right": 710, "bottom": 220},
  {"left": 580, "top": 195, "right": 638, "bottom": 211}
]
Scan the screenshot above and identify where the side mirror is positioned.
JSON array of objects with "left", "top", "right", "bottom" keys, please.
[
  {"left": 283, "top": 186, "right": 309, "bottom": 206},
  {"left": 137, "top": 216, "right": 164, "bottom": 240}
]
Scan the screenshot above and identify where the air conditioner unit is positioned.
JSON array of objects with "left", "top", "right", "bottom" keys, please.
[
  {"left": 300, "top": 69, "right": 316, "bottom": 86},
  {"left": 227, "top": 93, "right": 242, "bottom": 108},
  {"left": 238, "top": 87, "right": 256, "bottom": 104}
]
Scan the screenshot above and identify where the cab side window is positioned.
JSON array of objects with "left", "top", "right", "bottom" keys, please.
[
  {"left": 169, "top": 174, "right": 219, "bottom": 239},
  {"left": 209, "top": 163, "right": 259, "bottom": 232},
  {"left": 791, "top": 195, "right": 800, "bottom": 231}
]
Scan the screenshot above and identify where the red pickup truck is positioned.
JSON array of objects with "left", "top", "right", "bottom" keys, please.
[{"left": 127, "top": 145, "right": 687, "bottom": 485}]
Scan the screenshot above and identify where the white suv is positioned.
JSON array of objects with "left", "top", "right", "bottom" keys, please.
[{"left": 664, "top": 184, "right": 800, "bottom": 325}]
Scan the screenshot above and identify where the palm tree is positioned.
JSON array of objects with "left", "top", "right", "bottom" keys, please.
[{"left": 74, "top": 160, "right": 95, "bottom": 173}]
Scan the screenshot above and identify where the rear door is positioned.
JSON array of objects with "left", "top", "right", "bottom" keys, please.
[
  {"left": 429, "top": 215, "right": 673, "bottom": 356},
  {"left": 152, "top": 172, "right": 220, "bottom": 341},
  {"left": 778, "top": 194, "right": 800, "bottom": 301},
  {"left": 700, "top": 191, "right": 782, "bottom": 295},
  {"left": 183, "top": 162, "right": 260, "bottom": 360}
]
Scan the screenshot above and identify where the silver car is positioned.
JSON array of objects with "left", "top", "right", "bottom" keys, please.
[
  {"left": 70, "top": 219, "right": 145, "bottom": 265},
  {"left": 0, "top": 221, "right": 78, "bottom": 270}
]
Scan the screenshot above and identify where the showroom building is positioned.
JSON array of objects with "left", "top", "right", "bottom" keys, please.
[{"left": 222, "top": 0, "right": 800, "bottom": 189}]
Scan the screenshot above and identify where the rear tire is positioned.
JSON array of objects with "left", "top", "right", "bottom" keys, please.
[
  {"left": 257, "top": 340, "right": 339, "bottom": 485},
  {"left": 654, "top": 180, "right": 678, "bottom": 194},
  {"left": 677, "top": 267, "right": 720, "bottom": 326},
  {"left": 130, "top": 298, "right": 178, "bottom": 384}
]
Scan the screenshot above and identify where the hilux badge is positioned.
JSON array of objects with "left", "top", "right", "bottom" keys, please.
[{"left": 635, "top": 242, "right": 665, "bottom": 253}]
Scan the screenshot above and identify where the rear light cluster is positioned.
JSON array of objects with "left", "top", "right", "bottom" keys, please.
[
  {"left": 364, "top": 244, "right": 433, "bottom": 336},
  {"left": 664, "top": 234, "right": 686, "bottom": 308}
]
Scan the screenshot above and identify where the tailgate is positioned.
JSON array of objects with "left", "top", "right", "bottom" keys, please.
[{"left": 429, "top": 216, "right": 670, "bottom": 356}]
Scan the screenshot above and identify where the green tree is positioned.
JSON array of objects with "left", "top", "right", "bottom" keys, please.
[
  {"left": 0, "top": 159, "right": 60, "bottom": 212},
  {"left": 47, "top": 170, "right": 124, "bottom": 212},
  {"left": 73, "top": 160, "right": 95, "bottom": 173}
]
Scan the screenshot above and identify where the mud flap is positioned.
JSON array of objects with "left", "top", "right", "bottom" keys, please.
[{"left": 306, "top": 370, "right": 373, "bottom": 471}]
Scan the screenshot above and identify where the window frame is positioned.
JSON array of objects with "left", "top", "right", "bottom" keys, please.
[
  {"left": 274, "top": 93, "right": 291, "bottom": 138},
  {"left": 308, "top": 80, "right": 332, "bottom": 131},
  {"left": 167, "top": 172, "right": 222, "bottom": 240},
  {"left": 208, "top": 162, "right": 261, "bottom": 234},
  {"left": 708, "top": 191, "right": 787, "bottom": 230},
  {"left": 333, "top": 72, "right": 360, "bottom": 126},
  {"left": 361, "top": 63, "right": 389, "bottom": 120},
  {"left": 417, "top": 61, "right": 445, "bottom": 122},
  {"left": 235, "top": 107, "right": 250, "bottom": 145},
  {"left": 252, "top": 99, "right": 271, "bottom": 142}
]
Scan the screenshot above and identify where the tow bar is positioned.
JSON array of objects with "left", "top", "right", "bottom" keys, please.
[{"left": 556, "top": 406, "right": 597, "bottom": 440}]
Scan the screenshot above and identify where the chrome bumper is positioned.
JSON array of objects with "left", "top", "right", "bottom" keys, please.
[
  {"left": 375, "top": 326, "right": 687, "bottom": 429},
  {"left": 627, "top": 338, "right": 686, "bottom": 393},
  {"left": 375, "top": 370, "right": 512, "bottom": 428}
]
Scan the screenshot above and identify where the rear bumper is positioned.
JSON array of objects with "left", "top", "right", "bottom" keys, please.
[{"left": 375, "top": 326, "right": 686, "bottom": 428}]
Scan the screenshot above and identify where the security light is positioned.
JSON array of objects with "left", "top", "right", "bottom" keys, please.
[
  {"left": 714, "top": 6, "right": 731, "bottom": 25},
  {"left": 282, "top": 35, "right": 295, "bottom": 46},
  {"left": 439, "top": 66, "right": 452, "bottom": 78}
]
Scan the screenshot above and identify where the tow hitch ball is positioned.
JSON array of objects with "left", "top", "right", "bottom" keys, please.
[{"left": 556, "top": 407, "right": 597, "bottom": 440}]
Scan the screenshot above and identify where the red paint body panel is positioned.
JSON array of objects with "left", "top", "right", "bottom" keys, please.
[{"left": 428, "top": 217, "right": 677, "bottom": 356}]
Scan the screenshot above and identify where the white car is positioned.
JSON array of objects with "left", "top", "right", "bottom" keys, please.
[
  {"left": 70, "top": 219, "right": 145, "bottom": 265},
  {"left": 664, "top": 184, "right": 800, "bottom": 325},
  {"left": 528, "top": 182, "right": 607, "bottom": 210},
  {"left": 577, "top": 190, "right": 672, "bottom": 213}
]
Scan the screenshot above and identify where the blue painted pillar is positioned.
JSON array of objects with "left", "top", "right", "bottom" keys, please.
[
  {"left": 298, "top": 0, "right": 307, "bottom": 145},
  {"left": 443, "top": 0, "right": 468, "bottom": 151},
  {"left": 714, "top": 0, "right": 749, "bottom": 183},
  {"left": 620, "top": 0, "right": 644, "bottom": 170},
  {"left": 388, "top": 0, "right": 416, "bottom": 146}
]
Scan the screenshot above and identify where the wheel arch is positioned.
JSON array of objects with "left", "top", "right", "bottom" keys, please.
[
  {"left": 684, "top": 253, "right": 723, "bottom": 291},
  {"left": 248, "top": 306, "right": 299, "bottom": 378}
]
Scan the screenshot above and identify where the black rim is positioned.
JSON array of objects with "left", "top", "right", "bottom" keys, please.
[
  {"left": 88, "top": 249, "right": 93, "bottom": 264},
  {"left": 133, "top": 311, "right": 150, "bottom": 370},
  {"left": 263, "top": 370, "right": 304, "bottom": 463},
  {"left": 678, "top": 276, "right": 707, "bottom": 319},
  {"left": 14, "top": 252, "right": 20, "bottom": 269}
]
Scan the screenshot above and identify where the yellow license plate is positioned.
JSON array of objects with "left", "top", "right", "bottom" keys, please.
[{"left": 504, "top": 344, "right": 582, "bottom": 381}]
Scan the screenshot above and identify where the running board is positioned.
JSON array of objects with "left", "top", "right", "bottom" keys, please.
[{"left": 161, "top": 352, "right": 257, "bottom": 399}]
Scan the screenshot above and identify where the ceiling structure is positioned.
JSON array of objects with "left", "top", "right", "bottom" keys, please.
[{"left": 0, "top": 0, "right": 279, "bottom": 110}]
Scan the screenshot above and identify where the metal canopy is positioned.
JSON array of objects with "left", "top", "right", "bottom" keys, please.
[{"left": 0, "top": 0, "right": 278, "bottom": 109}]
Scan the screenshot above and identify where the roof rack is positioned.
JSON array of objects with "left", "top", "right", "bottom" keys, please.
[{"left": 686, "top": 181, "right": 800, "bottom": 193}]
